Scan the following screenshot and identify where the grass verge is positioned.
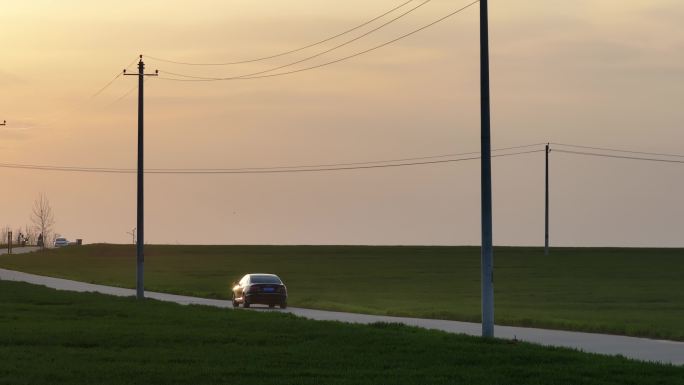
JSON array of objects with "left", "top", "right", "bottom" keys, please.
[
  {"left": 1, "top": 244, "right": 683, "bottom": 340},
  {"left": 1, "top": 280, "right": 683, "bottom": 385}
]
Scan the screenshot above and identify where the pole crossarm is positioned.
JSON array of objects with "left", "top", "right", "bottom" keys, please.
[
  {"left": 123, "top": 58, "right": 159, "bottom": 78},
  {"left": 0, "top": 120, "right": 6, "bottom": 126},
  {"left": 124, "top": 71, "right": 159, "bottom": 77}
]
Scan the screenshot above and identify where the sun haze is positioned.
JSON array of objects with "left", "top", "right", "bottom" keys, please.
[{"left": 1, "top": 0, "right": 683, "bottom": 246}]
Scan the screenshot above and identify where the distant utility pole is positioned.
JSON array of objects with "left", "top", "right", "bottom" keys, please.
[
  {"left": 1, "top": 123, "right": 10, "bottom": 254},
  {"left": 545, "top": 143, "right": 550, "bottom": 256},
  {"left": 124, "top": 55, "right": 158, "bottom": 300},
  {"left": 479, "top": 0, "right": 494, "bottom": 338},
  {"left": 126, "top": 228, "right": 136, "bottom": 245}
]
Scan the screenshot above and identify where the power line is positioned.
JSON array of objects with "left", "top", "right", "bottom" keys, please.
[
  {"left": 89, "top": 72, "right": 124, "bottom": 99},
  {"left": 106, "top": 84, "right": 137, "bottom": 107},
  {"left": 0, "top": 143, "right": 544, "bottom": 173},
  {"left": 0, "top": 149, "right": 543, "bottom": 175},
  {"left": 104, "top": 78, "right": 148, "bottom": 108},
  {"left": 137, "top": 143, "right": 546, "bottom": 171},
  {"left": 554, "top": 149, "right": 684, "bottom": 164},
  {"left": 145, "top": 0, "right": 416, "bottom": 66},
  {"left": 484, "top": 143, "right": 547, "bottom": 153},
  {"left": 551, "top": 142, "right": 684, "bottom": 159},
  {"left": 12, "top": 145, "right": 680, "bottom": 173},
  {"left": 89, "top": 57, "right": 140, "bottom": 99},
  {"left": 0, "top": 163, "right": 129, "bottom": 173},
  {"left": 105, "top": 63, "right": 154, "bottom": 108},
  {"left": 159, "top": 0, "right": 480, "bottom": 82},
  {"left": 42, "top": 58, "right": 140, "bottom": 127},
  {"left": 161, "top": 0, "right": 432, "bottom": 81}
]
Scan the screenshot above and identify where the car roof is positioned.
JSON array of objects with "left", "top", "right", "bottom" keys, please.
[{"left": 246, "top": 273, "right": 281, "bottom": 280}]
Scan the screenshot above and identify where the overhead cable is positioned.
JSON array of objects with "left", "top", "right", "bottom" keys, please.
[
  {"left": 90, "top": 57, "right": 140, "bottom": 99},
  {"left": 139, "top": 143, "right": 546, "bottom": 172},
  {"left": 0, "top": 149, "right": 543, "bottom": 175},
  {"left": 160, "top": 0, "right": 432, "bottom": 81},
  {"left": 104, "top": 78, "right": 148, "bottom": 108},
  {"left": 41, "top": 58, "right": 140, "bottom": 127},
  {"left": 551, "top": 142, "right": 684, "bottom": 159},
  {"left": 145, "top": 0, "right": 415, "bottom": 66},
  {"left": 0, "top": 143, "right": 544, "bottom": 173},
  {"left": 554, "top": 149, "right": 684, "bottom": 164},
  {"left": 158, "top": 0, "right": 480, "bottom": 82}
]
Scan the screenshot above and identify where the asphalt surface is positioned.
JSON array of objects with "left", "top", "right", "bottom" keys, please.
[
  {"left": 1, "top": 267, "right": 682, "bottom": 366},
  {"left": 0, "top": 246, "right": 40, "bottom": 256}
]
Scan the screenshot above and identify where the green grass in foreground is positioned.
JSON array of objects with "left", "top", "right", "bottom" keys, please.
[
  {"left": 0, "top": 280, "right": 682, "bottom": 385},
  {"left": 1, "top": 244, "right": 683, "bottom": 340}
]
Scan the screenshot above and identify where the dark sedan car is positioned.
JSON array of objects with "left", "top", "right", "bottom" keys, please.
[{"left": 232, "top": 274, "right": 287, "bottom": 309}]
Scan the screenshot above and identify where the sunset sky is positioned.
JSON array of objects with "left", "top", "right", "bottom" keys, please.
[{"left": 1, "top": 0, "right": 683, "bottom": 246}]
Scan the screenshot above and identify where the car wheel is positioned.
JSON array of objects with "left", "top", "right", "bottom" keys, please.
[
  {"left": 279, "top": 302, "right": 287, "bottom": 309},
  {"left": 232, "top": 293, "right": 239, "bottom": 308},
  {"left": 243, "top": 298, "right": 250, "bottom": 308}
]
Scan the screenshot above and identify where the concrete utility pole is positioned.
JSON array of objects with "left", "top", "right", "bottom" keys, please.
[
  {"left": 545, "top": 143, "right": 550, "bottom": 256},
  {"left": 0, "top": 120, "right": 6, "bottom": 253},
  {"left": 479, "top": 0, "right": 494, "bottom": 338},
  {"left": 124, "top": 55, "right": 157, "bottom": 299}
]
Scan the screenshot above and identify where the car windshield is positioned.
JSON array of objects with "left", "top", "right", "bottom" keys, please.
[{"left": 250, "top": 275, "right": 282, "bottom": 284}]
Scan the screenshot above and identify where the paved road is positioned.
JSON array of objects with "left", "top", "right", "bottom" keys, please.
[
  {"left": 0, "top": 246, "right": 40, "bottom": 256},
  {"left": 1, "top": 267, "right": 682, "bottom": 366}
]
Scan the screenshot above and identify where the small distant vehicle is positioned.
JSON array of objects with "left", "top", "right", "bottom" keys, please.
[
  {"left": 232, "top": 274, "right": 287, "bottom": 309},
  {"left": 53, "top": 238, "right": 69, "bottom": 247}
]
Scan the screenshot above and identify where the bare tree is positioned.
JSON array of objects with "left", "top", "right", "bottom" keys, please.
[
  {"left": 0, "top": 226, "right": 9, "bottom": 246},
  {"left": 31, "top": 193, "right": 55, "bottom": 250},
  {"left": 24, "top": 224, "right": 37, "bottom": 246}
]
